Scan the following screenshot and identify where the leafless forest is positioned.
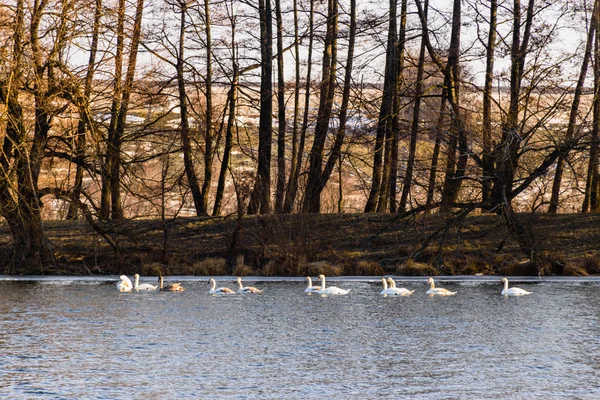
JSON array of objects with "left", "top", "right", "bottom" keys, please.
[{"left": 1, "top": 0, "right": 600, "bottom": 273}]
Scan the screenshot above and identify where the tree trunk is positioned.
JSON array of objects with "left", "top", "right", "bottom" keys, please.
[
  {"left": 365, "top": 0, "right": 398, "bottom": 212},
  {"left": 426, "top": 89, "right": 447, "bottom": 210},
  {"left": 110, "top": 0, "right": 145, "bottom": 220},
  {"left": 102, "top": 0, "right": 125, "bottom": 220},
  {"left": 584, "top": 9, "right": 600, "bottom": 213},
  {"left": 0, "top": 0, "right": 53, "bottom": 270},
  {"left": 274, "top": 0, "right": 286, "bottom": 213},
  {"left": 177, "top": 2, "right": 205, "bottom": 216},
  {"left": 285, "top": 0, "right": 301, "bottom": 214},
  {"left": 338, "top": 155, "right": 343, "bottom": 213},
  {"left": 319, "top": 0, "right": 356, "bottom": 197},
  {"left": 200, "top": 0, "right": 213, "bottom": 214},
  {"left": 399, "top": 0, "right": 427, "bottom": 212},
  {"left": 439, "top": 0, "right": 463, "bottom": 212},
  {"left": 490, "top": 0, "right": 535, "bottom": 209},
  {"left": 377, "top": 0, "right": 399, "bottom": 213},
  {"left": 551, "top": 0, "right": 597, "bottom": 213},
  {"left": 213, "top": 9, "right": 238, "bottom": 216},
  {"left": 284, "top": 0, "right": 314, "bottom": 213},
  {"left": 68, "top": 0, "right": 102, "bottom": 219},
  {"left": 488, "top": 0, "right": 549, "bottom": 273},
  {"left": 302, "top": 0, "right": 338, "bottom": 213},
  {"left": 481, "top": 0, "right": 497, "bottom": 205},
  {"left": 248, "top": 0, "right": 273, "bottom": 215},
  {"left": 389, "top": 0, "right": 408, "bottom": 213}
]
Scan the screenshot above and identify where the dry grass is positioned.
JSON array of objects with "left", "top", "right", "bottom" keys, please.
[
  {"left": 232, "top": 255, "right": 255, "bottom": 276},
  {"left": 305, "top": 261, "right": 344, "bottom": 277},
  {"left": 354, "top": 260, "right": 385, "bottom": 276},
  {"left": 185, "top": 258, "right": 227, "bottom": 276},
  {"left": 498, "top": 260, "right": 539, "bottom": 276},
  {"left": 563, "top": 265, "right": 590, "bottom": 276},
  {"left": 580, "top": 255, "right": 600, "bottom": 274},
  {"left": 396, "top": 259, "right": 438, "bottom": 276}
]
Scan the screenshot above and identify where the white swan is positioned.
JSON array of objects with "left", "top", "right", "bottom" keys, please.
[
  {"left": 380, "top": 277, "right": 397, "bottom": 296},
  {"left": 117, "top": 275, "right": 132, "bottom": 292},
  {"left": 159, "top": 276, "right": 185, "bottom": 292},
  {"left": 134, "top": 274, "right": 157, "bottom": 291},
  {"left": 236, "top": 277, "right": 263, "bottom": 294},
  {"left": 209, "top": 278, "right": 235, "bottom": 295},
  {"left": 304, "top": 276, "right": 321, "bottom": 293},
  {"left": 385, "top": 277, "right": 414, "bottom": 296},
  {"left": 426, "top": 277, "right": 456, "bottom": 296},
  {"left": 501, "top": 278, "right": 532, "bottom": 296},
  {"left": 317, "top": 274, "right": 350, "bottom": 295}
]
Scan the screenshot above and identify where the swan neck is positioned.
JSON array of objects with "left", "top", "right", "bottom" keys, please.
[
  {"left": 307, "top": 277, "right": 312, "bottom": 288},
  {"left": 320, "top": 277, "right": 326, "bottom": 291},
  {"left": 382, "top": 279, "right": 388, "bottom": 290},
  {"left": 159, "top": 276, "right": 163, "bottom": 290},
  {"left": 504, "top": 280, "right": 509, "bottom": 291},
  {"left": 429, "top": 280, "right": 435, "bottom": 290},
  {"left": 238, "top": 279, "right": 243, "bottom": 289},
  {"left": 211, "top": 280, "right": 216, "bottom": 291},
  {"left": 134, "top": 275, "right": 139, "bottom": 289}
]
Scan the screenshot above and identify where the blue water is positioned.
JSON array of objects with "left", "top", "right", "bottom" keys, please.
[{"left": 1, "top": 277, "right": 599, "bottom": 398}]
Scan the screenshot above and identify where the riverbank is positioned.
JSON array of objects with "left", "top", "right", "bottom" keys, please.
[
  {"left": 3, "top": 275, "right": 600, "bottom": 283},
  {"left": 1, "top": 213, "right": 599, "bottom": 276}
]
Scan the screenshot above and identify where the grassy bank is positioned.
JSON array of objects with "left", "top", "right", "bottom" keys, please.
[{"left": 1, "top": 213, "right": 599, "bottom": 276}]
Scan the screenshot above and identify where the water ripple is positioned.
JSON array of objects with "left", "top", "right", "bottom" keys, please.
[{"left": 0, "top": 280, "right": 599, "bottom": 398}]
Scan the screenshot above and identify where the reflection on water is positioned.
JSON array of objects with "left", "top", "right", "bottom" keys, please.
[{"left": 1, "top": 279, "right": 599, "bottom": 398}]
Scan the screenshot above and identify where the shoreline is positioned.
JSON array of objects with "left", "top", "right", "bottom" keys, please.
[
  {"left": 2, "top": 213, "right": 600, "bottom": 276},
  {"left": 2, "top": 275, "right": 600, "bottom": 283}
]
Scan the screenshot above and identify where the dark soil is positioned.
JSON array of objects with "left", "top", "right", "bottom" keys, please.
[{"left": 1, "top": 212, "right": 599, "bottom": 276}]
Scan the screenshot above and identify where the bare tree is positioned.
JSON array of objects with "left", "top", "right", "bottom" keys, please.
[
  {"left": 399, "top": 0, "right": 427, "bottom": 212},
  {"left": 318, "top": 0, "right": 357, "bottom": 205},
  {"left": 302, "top": 0, "right": 338, "bottom": 213},
  {"left": 583, "top": 2, "right": 600, "bottom": 213},
  {"left": 67, "top": 0, "right": 102, "bottom": 219},
  {"left": 101, "top": 0, "right": 125, "bottom": 220},
  {"left": 481, "top": 0, "right": 497, "bottom": 204},
  {"left": 365, "top": 0, "right": 398, "bottom": 213},
  {"left": 110, "top": 0, "right": 146, "bottom": 220},
  {"left": 200, "top": 0, "right": 214, "bottom": 214},
  {"left": 176, "top": 0, "right": 205, "bottom": 216},
  {"left": 551, "top": 0, "right": 597, "bottom": 213},
  {"left": 438, "top": 0, "right": 466, "bottom": 212},
  {"left": 274, "top": 0, "right": 286, "bottom": 213},
  {"left": 248, "top": 0, "right": 273, "bottom": 215},
  {"left": 388, "top": 0, "right": 408, "bottom": 213},
  {"left": 377, "top": 0, "right": 400, "bottom": 213},
  {"left": 213, "top": 0, "right": 239, "bottom": 216},
  {"left": 284, "top": 0, "right": 314, "bottom": 213}
]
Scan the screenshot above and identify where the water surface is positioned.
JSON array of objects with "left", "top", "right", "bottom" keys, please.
[{"left": 1, "top": 277, "right": 599, "bottom": 398}]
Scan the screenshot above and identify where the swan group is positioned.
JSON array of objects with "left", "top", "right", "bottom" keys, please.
[
  {"left": 304, "top": 275, "right": 350, "bottom": 295},
  {"left": 380, "top": 277, "right": 414, "bottom": 296},
  {"left": 304, "top": 276, "right": 321, "bottom": 293},
  {"left": 116, "top": 275, "right": 533, "bottom": 297}
]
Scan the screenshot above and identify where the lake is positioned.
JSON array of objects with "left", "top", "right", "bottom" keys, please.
[{"left": 1, "top": 276, "right": 599, "bottom": 398}]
